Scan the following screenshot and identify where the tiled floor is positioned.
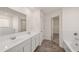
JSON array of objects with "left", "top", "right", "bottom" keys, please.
[
  {"left": 35, "top": 33, "right": 65, "bottom": 52},
  {"left": 52, "top": 33, "right": 59, "bottom": 45},
  {"left": 35, "top": 40, "right": 65, "bottom": 52}
]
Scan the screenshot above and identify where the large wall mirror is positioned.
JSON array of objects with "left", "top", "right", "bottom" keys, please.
[{"left": 0, "top": 7, "right": 26, "bottom": 36}]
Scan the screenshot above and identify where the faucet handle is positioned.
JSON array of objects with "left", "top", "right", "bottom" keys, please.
[{"left": 74, "top": 33, "right": 78, "bottom": 36}]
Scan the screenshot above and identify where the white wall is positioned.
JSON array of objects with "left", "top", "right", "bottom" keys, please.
[
  {"left": 24, "top": 8, "right": 42, "bottom": 33},
  {"left": 40, "top": 11, "right": 46, "bottom": 43},
  {"left": 62, "top": 8, "right": 79, "bottom": 43},
  {"left": 44, "top": 14, "right": 51, "bottom": 40},
  {"left": 31, "top": 10, "right": 41, "bottom": 32}
]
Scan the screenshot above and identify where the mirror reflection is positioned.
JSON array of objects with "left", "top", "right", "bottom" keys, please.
[{"left": 0, "top": 7, "right": 26, "bottom": 36}]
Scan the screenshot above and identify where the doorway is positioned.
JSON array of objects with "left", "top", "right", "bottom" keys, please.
[
  {"left": 51, "top": 16, "right": 59, "bottom": 45},
  {"left": 20, "top": 18, "right": 26, "bottom": 32}
]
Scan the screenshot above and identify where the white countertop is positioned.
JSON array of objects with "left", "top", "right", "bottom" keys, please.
[{"left": 0, "top": 32, "right": 40, "bottom": 52}]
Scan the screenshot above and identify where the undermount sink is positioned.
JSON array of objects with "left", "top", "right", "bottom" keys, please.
[
  {"left": 10, "top": 37, "right": 16, "bottom": 40},
  {"left": 27, "top": 32, "right": 31, "bottom": 34},
  {"left": 71, "top": 40, "right": 79, "bottom": 52}
]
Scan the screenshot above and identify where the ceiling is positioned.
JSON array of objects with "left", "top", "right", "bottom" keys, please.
[{"left": 38, "top": 7, "right": 62, "bottom": 14}]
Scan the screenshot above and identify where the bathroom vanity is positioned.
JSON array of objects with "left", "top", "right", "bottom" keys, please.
[
  {"left": 63, "top": 39, "right": 79, "bottom": 52},
  {"left": 0, "top": 32, "right": 41, "bottom": 52}
]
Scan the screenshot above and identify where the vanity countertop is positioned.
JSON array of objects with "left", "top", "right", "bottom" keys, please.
[{"left": 0, "top": 32, "right": 40, "bottom": 52}]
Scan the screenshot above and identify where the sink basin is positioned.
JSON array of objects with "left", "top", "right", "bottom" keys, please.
[
  {"left": 71, "top": 40, "right": 79, "bottom": 52},
  {"left": 10, "top": 37, "right": 16, "bottom": 40}
]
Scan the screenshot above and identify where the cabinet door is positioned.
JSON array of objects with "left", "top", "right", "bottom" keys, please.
[
  {"left": 32, "top": 37, "right": 36, "bottom": 52},
  {"left": 31, "top": 34, "right": 40, "bottom": 52},
  {"left": 16, "top": 45, "right": 23, "bottom": 52},
  {"left": 23, "top": 39, "right": 32, "bottom": 52},
  {"left": 35, "top": 34, "right": 40, "bottom": 47}
]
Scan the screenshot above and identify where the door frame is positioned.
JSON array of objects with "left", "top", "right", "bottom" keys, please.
[
  {"left": 51, "top": 12, "right": 63, "bottom": 48},
  {"left": 51, "top": 16, "right": 59, "bottom": 40}
]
